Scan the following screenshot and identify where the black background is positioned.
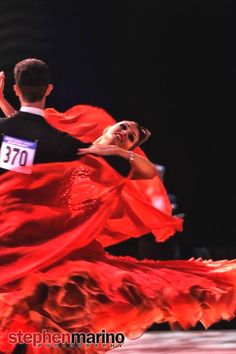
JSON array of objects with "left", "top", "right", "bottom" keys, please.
[{"left": 0, "top": 0, "right": 235, "bottom": 329}]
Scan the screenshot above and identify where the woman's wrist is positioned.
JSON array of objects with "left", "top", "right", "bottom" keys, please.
[{"left": 117, "top": 148, "right": 134, "bottom": 161}]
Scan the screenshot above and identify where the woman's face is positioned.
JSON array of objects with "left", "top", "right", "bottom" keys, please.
[{"left": 103, "top": 121, "right": 140, "bottom": 150}]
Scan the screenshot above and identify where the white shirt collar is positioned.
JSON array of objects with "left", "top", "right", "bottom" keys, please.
[{"left": 20, "top": 106, "right": 45, "bottom": 117}]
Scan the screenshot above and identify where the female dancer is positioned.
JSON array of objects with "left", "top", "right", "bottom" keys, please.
[{"left": 0, "top": 72, "right": 236, "bottom": 354}]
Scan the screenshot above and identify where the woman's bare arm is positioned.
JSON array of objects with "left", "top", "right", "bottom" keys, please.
[{"left": 77, "top": 145, "right": 157, "bottom": 180}]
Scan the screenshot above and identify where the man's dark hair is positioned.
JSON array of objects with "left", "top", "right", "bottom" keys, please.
[
  {"left": 14, "top": 58, "right": 50, "bottom": 102},
  {"left": 130, "top": 123, "right": 151, "bottom": 150}
]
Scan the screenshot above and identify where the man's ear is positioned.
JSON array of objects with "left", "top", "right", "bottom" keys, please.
[
  {"left": 13, "top": 84, "right": 21, "bottom": 97},
  {"left": 45, "top": 84, "right": 53, "bottom": 96}
]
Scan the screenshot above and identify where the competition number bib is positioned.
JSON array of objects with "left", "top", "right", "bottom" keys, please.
[{"left": 0, "top": 135, "right": 37, "bottom": 174}]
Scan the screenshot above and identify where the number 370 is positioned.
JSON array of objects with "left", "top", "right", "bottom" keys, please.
[{"left": 3, "top": 146, "right": 28, "bottom": 166}]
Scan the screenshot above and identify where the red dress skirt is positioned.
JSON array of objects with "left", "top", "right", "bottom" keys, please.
[{"left": 0, "top": 105, "right": 235, "bottom": 354}]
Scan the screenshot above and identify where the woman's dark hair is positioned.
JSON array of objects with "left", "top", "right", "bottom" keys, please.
[
  {"left": 130, "top": 123, "right": 151, "bottom": 150},
  {"left": 14, "top": 58, "right": 50, "bottom": 102}
]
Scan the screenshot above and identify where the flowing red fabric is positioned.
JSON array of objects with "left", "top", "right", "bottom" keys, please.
[
  {"left": 0, "top": 105, "right": 236, "bottom": 353},
  {"left": 45, "top": 105, "right": 182, "bottom": 244}
]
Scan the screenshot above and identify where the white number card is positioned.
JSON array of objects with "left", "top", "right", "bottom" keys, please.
[{"left": 0, "top": 135, "right": 38, "bottom": 174}]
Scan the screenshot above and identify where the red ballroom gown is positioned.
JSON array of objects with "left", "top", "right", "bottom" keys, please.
[{"left": 0, "top": 105, "right": 236, "bottom": 354}]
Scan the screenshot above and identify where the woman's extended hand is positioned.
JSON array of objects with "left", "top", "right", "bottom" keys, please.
[{"left": 77, "top": 144, "right": 121, "bottom": 156}]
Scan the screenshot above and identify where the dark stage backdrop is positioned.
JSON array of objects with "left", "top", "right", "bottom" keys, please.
[{"left": 0, "top": 1, "right": 234, "bottom": 259}]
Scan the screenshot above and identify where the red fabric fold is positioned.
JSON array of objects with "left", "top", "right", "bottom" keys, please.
[
  {"left": 44, "top": 104, "right": 183, "bottom": 242},
  {"left": 0, "top": 156, "right": 123, "bottom": 286}
]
